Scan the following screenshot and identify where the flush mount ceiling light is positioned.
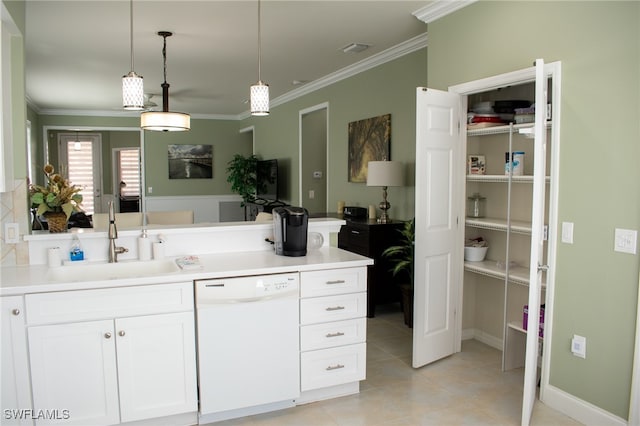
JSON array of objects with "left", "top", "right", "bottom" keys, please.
[
  {"left": 140, "top": 31, "right": 190, "bottom": 131},
  {"left": 122, "top": 0, "right": 144, "bottom": 110},
  {"left": 341, "top": 42, "right": 371, "bottom": 53},
  {"left": 250, "top": 0, "right": 269, "bottom": 116}
]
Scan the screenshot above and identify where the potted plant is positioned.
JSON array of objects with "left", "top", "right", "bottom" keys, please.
[
  {"left": 226, "top": 154, "right": 259, "bottom": 206},
  {"left": 382, "top": 218, "right": 415, "bottom": 327},
  {"left": 29, "top": 164, "right": 84, "bottom": 233}
]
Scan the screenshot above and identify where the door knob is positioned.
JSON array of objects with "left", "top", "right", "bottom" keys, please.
[
  {"left": 104, "top": 332, "right": 112, "bottom": 339},
  {"left": 118, "top": 330, "right": 126, "bottom": 337}
]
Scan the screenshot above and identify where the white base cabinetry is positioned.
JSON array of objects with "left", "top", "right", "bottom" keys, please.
[
  {"left": 25, "top": 283, "right": 197, "bottom": 426},
  {"left": 298, "top": 267, "right": 367, "bottom": 402},
  {"left": 1, "top": 296, "right": 33, "bottom": 426}
]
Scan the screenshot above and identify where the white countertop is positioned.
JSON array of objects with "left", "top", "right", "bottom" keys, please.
[{"left": 0, "top": 247, "right": 373, "bottom": 296}]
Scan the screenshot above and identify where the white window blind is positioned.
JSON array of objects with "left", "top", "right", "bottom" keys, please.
[
  {"left": 118, "top": 149, "right": 141, "bottom": 197},
  {"left": 66, "top": 141, "right": 95, "bottom": 215}
]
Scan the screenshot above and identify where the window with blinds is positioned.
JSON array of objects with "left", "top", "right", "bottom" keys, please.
[
  {"left": 66, "top": 140, "right": 95, "bottom": 215},
  {"left": 117, "top": 148, "right": 141, "bottom": 197}
]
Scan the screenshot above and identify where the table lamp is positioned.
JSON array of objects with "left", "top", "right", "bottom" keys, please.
[{"left": 367, "top": 160, "right": 404, "bottom": 223}]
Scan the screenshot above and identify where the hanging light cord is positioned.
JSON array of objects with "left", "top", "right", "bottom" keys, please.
[
  {"left": 257, "top": 0, "right": 262, "bottom": 82},
  {"left": 162, "top": 33, "right": 168, "bottom": 85},
  {"left": 129, "top": 0, "right": 135, "bottom": 72}
]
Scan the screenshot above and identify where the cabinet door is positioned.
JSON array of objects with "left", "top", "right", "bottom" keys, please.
[
  {"left": 28, "top": 320, "right": 119, "bottom": 426},
  {"left": 115, "top": 312, "right": 197, "bottom": 423},
  {"left": 1, "top": 297, "right": 32, "bottom": 426}
]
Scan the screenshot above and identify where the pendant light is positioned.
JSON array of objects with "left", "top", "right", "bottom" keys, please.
[
  {"left": 250, "top": 0, "right": 269, "bottom": 116},
  {"left": 140, "top": 31, "right": 191, "bottom": 132},
  {"left": 122, "top": 0, "right": 144, "bottom": 110}
]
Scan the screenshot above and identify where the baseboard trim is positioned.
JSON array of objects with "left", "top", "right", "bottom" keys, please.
[
  {"left": 462, "top": 328, "right": 503, "bottom": 351},
  {"left": 542, "top": 384, "right": 627, "bottom": 426}
]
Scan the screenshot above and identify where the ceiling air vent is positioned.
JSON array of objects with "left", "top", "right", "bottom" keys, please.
[{"left": 341, "top": 43, "right": 370, "bottom": 53}]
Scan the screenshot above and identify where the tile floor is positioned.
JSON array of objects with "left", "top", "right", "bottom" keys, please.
[{"left": 212, "top": 304, "right": 582, "bottom": 425}]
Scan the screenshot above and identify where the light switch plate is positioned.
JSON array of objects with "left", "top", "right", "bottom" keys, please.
[
  {"left": 614, "top": 228, "right": 637, "bottom": 254},
  {"left": 4, "top": 223, "right": 19, "bottom": 244},
  {"left": 561, "top": 222, "right": 574, "bottom": 244},
  {"left": 571, "top": 334, "right": 586, "bottom": 358}
]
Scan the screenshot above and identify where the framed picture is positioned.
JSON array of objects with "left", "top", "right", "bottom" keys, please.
[
  {"left": 168, "top": 144, "right": 213, "bottom": 179},
  {"left": 348, "top": 114, "right": 391, "bottom": 182},
  {"left": 468, "top": 155, "right": 486, "bottom": 175}
]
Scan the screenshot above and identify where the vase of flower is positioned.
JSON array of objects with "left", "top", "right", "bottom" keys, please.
[
  {"left": 44, "top": 211, "right": 68, "bottom": 233},
  {"left": 30, "top": 164, "right": 83, "bottom": 233}
]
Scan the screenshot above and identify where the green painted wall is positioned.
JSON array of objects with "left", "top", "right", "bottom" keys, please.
[
  {"left": 241, "top": 49, "right": 428, "bottom": 220},
  {"left": 428, "top": 1, "right": 639, "bottom": 419}
]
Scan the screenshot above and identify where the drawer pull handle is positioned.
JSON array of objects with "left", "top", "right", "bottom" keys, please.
[
  {"left": 12, "top": 308, "right": 20, "bottom": 316},
  {"left": 326, "top": 364, "right": 345, "bottom": 371},
  {"left": 118, "top": 330, "right": 126, "bottom": 337},
  {"left": 326, "top": 332, "right": 345, "bottom": 338},
  {"left": 326, "top": 280, "right": 346, "bottom": 285},
  {"left": 325, "top": 306, "right": 345, "bottom": 311},
  {"left": 350, "top": 230, "right": 360, "bottom": 234},
  {"left": 104, "top": 332, "right": 112, "bottom": 339}
]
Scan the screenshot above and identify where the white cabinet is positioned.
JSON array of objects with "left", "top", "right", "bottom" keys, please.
[
  {"left": 299, "top": 267, "right": 367, "bottom": 398},
  {"left": 26, "top": 283, "right": 197, "bottom": 426},
  {"left": 1, "top": 296, "right": 33, "bottom": 426}
]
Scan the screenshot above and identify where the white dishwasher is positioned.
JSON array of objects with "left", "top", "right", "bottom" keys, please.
[{"left": 195, "top": 273, "right": 300, "bottom": 423}]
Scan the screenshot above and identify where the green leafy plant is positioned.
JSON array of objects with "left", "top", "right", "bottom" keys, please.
[
  {"left": 226, "top": 154, "right": 259, "bottom": 205},
  {"left": 29, "top": 164, "right": 83, "bottom": 219},
  {"left": 382, "top": 218, "right": 415, "bottom": 288}
]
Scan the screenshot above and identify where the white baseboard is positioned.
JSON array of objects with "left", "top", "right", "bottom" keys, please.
[
  {"left": 542, "top": 384, "right": 627, "bottom": 426},
  {"left": 462, "top": 328, "right": 503, "bottom": 351}
]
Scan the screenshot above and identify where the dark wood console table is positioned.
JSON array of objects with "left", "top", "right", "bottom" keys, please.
[{"left": 337, "top": 218, "right": 404, "bottom": 317}]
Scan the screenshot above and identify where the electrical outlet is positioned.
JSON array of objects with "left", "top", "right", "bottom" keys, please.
[
  {"left": 614, "top": 228, "right": 637, "bottom": 254},
  {"left": 308, "top": 190, "right": 315, "bottom": 199},
  {"left": 571, "top": 335, "right": 586, "bottom": 359},
  {"left": 148, "top": 186, "right": 153, "bottom": 194}
]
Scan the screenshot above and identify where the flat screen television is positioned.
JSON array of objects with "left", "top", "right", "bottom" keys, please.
[{"left": 256, "top": 159, "right": 279, "bottom": 202}]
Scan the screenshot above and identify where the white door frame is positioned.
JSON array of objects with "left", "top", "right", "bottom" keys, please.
[
  {"left": 298, "top": 102, "right": 329, "bottom": 211},
  {"left": 449, "top": 62, "right": 562, "bottom": 412}
]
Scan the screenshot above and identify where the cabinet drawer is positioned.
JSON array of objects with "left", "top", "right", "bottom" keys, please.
[
  {"left": 301, "top": 318, "right": 366, "bottom": 351},
  {"left": 26, "top": 282, "right": 194, "bottom": 325},
  {"left": 300, "top": 292, "right": 366, "bottom": 325},
  {"left": 300, "top": 267, "right": 366, "bottom": 298},
  {"left": 300, "top": 343, "right": 366, "bottom": 391}
]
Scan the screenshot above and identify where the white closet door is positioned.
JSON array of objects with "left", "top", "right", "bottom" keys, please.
[
  {"left": 521, "top": 58, "right": 548, "bottom": 426},
  {"left": 413, "top": 87, "right": 461, "bottom": 368}
]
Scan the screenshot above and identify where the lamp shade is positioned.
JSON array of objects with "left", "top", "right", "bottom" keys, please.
[
  {"left": 122, "top": 71, "right": 144, "bottom": 110},
  {"left": 250, "top": 81, "right": 270, "bottom": 116},
  {"left": 140, "top": 111, "right": 190, "bottom": 131},
  {"left": 366, "top": 161, "right": 404, "bottom": 187}
]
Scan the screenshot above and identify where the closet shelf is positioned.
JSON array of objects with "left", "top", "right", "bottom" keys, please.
[
  {"left": 507, "top": 322, "right": 544, "bottom": 340},
  {"left": 466, "top": 121, "right": 552, "bottom": 137},
  {"left": 464, "top": 259, "right": 546, "bottom": 287},
  {"left": 466, "top": 175, "right": 550, "bottom": 183},
  {"left": 465, "top": 217, "right": 532, "bottom": 235}
]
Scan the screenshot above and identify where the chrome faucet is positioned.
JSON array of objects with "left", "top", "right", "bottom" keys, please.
[{"left": 108, "top": 201, "right": 128, "bottom": 263}]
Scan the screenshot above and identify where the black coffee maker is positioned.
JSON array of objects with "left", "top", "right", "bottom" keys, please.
[{"left": 272, "top": 206, "right": 309, "bottom": 257}]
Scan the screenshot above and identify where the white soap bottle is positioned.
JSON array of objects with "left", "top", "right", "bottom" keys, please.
[{"left": 138, "top": 229, "right": 152, "bottom": 261}]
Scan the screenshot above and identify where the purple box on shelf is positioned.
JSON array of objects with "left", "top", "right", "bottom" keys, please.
[{"left": 523, "top": 304, "right": 545, "bottom": 338}]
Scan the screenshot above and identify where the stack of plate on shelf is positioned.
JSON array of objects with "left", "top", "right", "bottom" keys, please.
[
  {"left": 468, "top": 100, "right": 533, "bottom": 127},
  {"left": 514, "top": 105, "right": 536, "bottom": 124}
]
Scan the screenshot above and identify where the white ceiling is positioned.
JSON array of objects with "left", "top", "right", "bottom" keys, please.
[{"left": 22, "top": 1, "right": 441, "bottom": 119}]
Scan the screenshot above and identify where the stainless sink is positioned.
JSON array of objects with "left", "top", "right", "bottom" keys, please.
[{"left": 47, "top": 259, "right": 181, "bottom": 282}]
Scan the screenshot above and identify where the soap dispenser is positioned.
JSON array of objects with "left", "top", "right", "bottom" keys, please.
[
  {"left": 138, "top": 229, "right": 152, "bottom": 261},
  {"left": 69, "top": 235, "right": 84, "bottom": 261}
]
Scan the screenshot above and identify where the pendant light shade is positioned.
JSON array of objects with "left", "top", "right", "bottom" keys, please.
[
  {"left": 250, "top": 81, "right": 269, "bottom": 116},
  {"left": 250, "top": 0, "right": 269, "bottom": 116},
  {"left": 122, "top": 0, "right": 144, "bottom": 110},
  {"left": 141, "top": 31, "right": 190, "bottom": 132}
]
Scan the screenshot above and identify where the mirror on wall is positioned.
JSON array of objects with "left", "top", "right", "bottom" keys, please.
[{"left": 32, "top": 126, "right": 142, "bottom": 232}]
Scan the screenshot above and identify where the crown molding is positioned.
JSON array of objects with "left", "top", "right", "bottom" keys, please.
[
  {"left": 412, "top": 0, "right": 477, "bottom": 24},
  {"left": 265, "top": 32, "right": 429, "bottom": 116}
]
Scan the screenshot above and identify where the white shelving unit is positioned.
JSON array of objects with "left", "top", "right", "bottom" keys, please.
[{"left": 463, "top": 97, "right": 552, "bottom": 371}]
